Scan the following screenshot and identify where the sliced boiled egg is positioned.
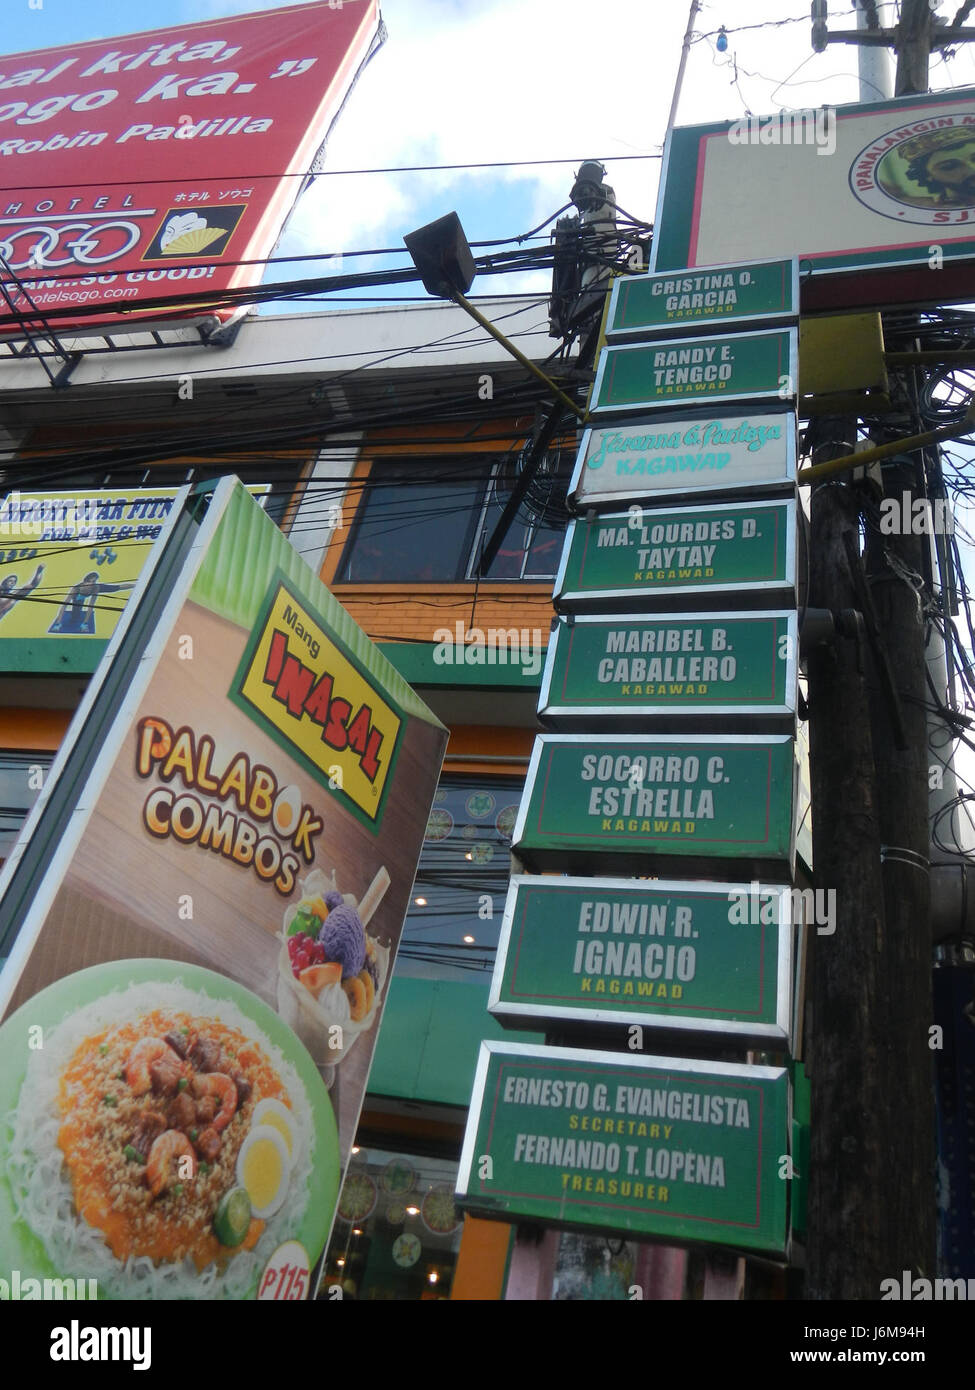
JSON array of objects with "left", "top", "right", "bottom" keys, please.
[
  {"left": 236, "top": 1125, "right": 290, "bottom": 1218},
  {"left": 251, "top": 1098, "right": 298, "bottom": 1164},
  {"left": 272, "top": 785, "right": 303, "bottom": 839}
]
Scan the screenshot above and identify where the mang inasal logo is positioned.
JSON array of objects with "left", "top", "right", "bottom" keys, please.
[
  {"left": 136, "top": 716, "right": 321, "bottom": 896},
  {"left": 850, "top": 113, "right": 975, "bottom": 225},
  {"left": 233, "top": 578, "right": 402, "bottom": 830}
]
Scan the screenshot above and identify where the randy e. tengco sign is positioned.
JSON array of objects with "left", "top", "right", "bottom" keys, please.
[
  {"left": 589, "top": 328, "right": 797, "bottom": 418},
  {"left": 490, "top": 876, "right": 794, "bottom": 1044},
  {"left": 456, "top": 1041, "right": 790, "bottom": 1255}
]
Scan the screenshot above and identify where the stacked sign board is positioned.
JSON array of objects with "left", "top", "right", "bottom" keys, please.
[{"left": 458, "top": 259, "right": 803, "bottom": 1260}]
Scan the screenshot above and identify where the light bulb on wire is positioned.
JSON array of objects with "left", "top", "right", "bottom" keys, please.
[{"left": 716, "top": 26, "right": 728, "bottom": 53}]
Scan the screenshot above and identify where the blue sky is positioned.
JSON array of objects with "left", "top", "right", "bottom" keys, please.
[{"left": 13, "top": 0, "right": 972, "bottom": 310}]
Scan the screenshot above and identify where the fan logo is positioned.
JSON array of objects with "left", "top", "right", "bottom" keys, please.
[
  {"left": 850, "top": 115, "right": 975, "bottom": 225},
  {"left": 141, "top": 203, "right": 246, "bottom": 261}
]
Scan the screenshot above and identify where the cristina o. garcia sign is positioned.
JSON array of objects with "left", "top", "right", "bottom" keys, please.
[
  {"left": 567, "top": 412, "right": 796, "bottom": 509},
  {"left": 456, "top": 1042, "right": 790, "bottom": 1254},
  {"left": 605, "top": 259, "right": 798, "bottom": 341},
  {"left": 590, "top": 329, "right": 797, "bottom": 417},
  {"left": 554, "top": 500, "right": 797, "bottom": 611},
  {"left": 512, "top": 733, "right": 796, "bottom": 877},
  {"left": 490, "top": 876, "right": 793, "bottom": 1042},
  {"left": 538, "top": 611, "right": 797, "bottom": 730}
]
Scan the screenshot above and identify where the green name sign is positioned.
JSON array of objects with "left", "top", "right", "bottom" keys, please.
[
  {"left": 606, "top": 259, "right": 798, "bottom": 341},
  {"left": 591, "top": 328, "right": 796, "bottom": 417},
  {"left": 457, "top": 1042, "right": 790, "bottom": 1254},
  {"left": 513, "top": 733, "right": 795, "bottom": 877},
  {"left": 539, "top": 611, "right": 797, "bottom": 729},
  {"left": 555, "top": 500, "right": 797, "bottom": 612},
  {"left": 491, "top": 876, "right": 793, "bottom": 1042}
]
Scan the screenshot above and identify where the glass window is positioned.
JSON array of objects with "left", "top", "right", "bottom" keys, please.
[
  {"left": 552, "top": 1231, "right": 644, "bottom": 1300},
  {"left": 395, "top": 775, "right": 520, "bottom": 982},
  {"left": 320, "top": 1144, "right": 463, "bottom": 1300},
  {"left": 336, "top": 460, "right": 485, "bottom": 584},
  {"left": 336, "top": 454, "right": 571, "bottom": 584},
  {"left": 0, "top": 752, "right": 52, "bottom": 858}
]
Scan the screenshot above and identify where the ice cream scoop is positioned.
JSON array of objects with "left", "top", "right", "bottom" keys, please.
[
  {"left": 324, "top": 890, "right": 344, "bottom": 911},
  {"left": 318, "top": 903, "right": 366, "bottom": 978}
]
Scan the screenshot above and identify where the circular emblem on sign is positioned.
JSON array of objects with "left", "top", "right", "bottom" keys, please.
[
  {"left": 850, "top": 116, "right": 975, "bottom": 224},
  {"left": 424, "top": 808, "right": 453, "bottom": 841},
  {"left": 392, "top": 1232, "right": 421, "bottom": 1268},
  {"left": 381, "top": 1158, "right": 417, "bottom": 1195},
  {"left": 496, "top": 804, "right": 519, "bottom": 839},
  {"left": 421, "top": 1185, "right": 461, "bottom": 1236},
  {"left": 337, "top": 1173, "right": 377, "bottom": 1224},
  {"left": 466, "top": 792, "right": 496, "bottom": 819}
]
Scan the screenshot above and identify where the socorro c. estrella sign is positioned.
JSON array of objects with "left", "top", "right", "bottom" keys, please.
[
  {"left": 0, "top": 1, "right": 380, "bottom": 335},
  {"left": 590, "top": 328, "right": 797, "bottom": 417},
  {"left": 512, "top": 733, "right": 796, "bottom": 879},
  {"left": 457, "top": 1041, "right": 790, "bottom": 1255},
  {"left": 538, "top": 611, "right": 797, "bottom": 730},
  {"left": 567, "top": 411, "right": 796, "bottom": 509},
  {"left": 490, "top": 876, "right": 794, "bottom": 1043},
  {"left": 554, "top": 499, "right": 798, "bottom": 611},
  {"left": 605, "top": 258, "right": 798, "bottom": 341}
]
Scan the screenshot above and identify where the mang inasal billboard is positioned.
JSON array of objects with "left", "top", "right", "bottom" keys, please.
[
  {"left": 0, "top": 1, "right": 380, "bottom": 336},
  {"left": 0, "top": 479, "right": 447, "bottom": 1300}
]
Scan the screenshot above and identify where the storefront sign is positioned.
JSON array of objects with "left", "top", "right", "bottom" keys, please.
[
  {"left": 457, "top": 1042, "right": 790, "bottom": 1255},
  {"left": 606, "top": 259, "right": 798, "bottom": 341},
  {"left": 0, "top": 478, "right": 447, "bottom": 1300},
  {"left": 0, "top": 2, "right": 380, "bottom": 335},
  {"left": 538, "top": 611, "right": 797, "bottom": 729},
  {"left": 590, "top": 329, "right": 796, "bottom": 417},
  {"left": 0, "top": 486, "right": 267, "bottom": 667},
  {"left": 650, "top": 88, "right": 975, "bottom": 311},
  {"left": 554, "top": 500, "right": 797, "bottom": 611},
  {"left": 567, "top": 412, "right": 796, "bottom": 510},
  {"left": 512, "top": 733, "right": 796, "bottom": 877},
  {"left": 490, "top": 876, "right": 793, "bottom": 1043}
]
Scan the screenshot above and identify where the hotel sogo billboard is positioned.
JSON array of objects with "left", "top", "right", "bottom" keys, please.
[
  {"left": 0, "top": 480, "right": 448, "bottom": 1299},
  {"left": 458, "top": 258, "right": 801, "bottom": 1257},
  {"left": 0, "top": 1, "right": 381, "bottom": 335}
]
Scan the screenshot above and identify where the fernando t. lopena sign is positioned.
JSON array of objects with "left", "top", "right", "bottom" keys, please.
[{"left": 457, "top": 1041, "right": 790, "bottom": 1256}]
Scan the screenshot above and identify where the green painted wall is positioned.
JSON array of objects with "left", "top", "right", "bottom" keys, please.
[{"left": 369, "top": 975, "right": 542, "bottom": 1107}]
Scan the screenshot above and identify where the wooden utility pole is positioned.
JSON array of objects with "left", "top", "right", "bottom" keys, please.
[
  {"left": 804, "top": 0, "right": 949, "bottom": 1297},
  {"left": 806, "top": 424, "right": 896, "bottom": 1299}
]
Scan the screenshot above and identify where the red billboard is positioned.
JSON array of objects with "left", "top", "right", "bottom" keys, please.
[{"left": 0, "top": 1, "right": 380, "bottom": 336}]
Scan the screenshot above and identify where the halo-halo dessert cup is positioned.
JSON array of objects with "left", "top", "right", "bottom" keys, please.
[{"left": 276, "top": 867, "right": 390, "bottom": 1066}]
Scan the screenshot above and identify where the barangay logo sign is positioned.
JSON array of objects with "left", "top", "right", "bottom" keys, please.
[{"left": 850, "top": 114, "right": 975, "bottom": 225}]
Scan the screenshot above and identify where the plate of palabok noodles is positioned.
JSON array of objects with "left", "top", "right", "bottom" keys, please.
[{"left": 0, "top": 960, "right": 340, "bottom": 1299}]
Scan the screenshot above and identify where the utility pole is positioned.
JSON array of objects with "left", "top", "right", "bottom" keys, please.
[
  {"left": 806, "top": 422, "right": 896, "bottom": 1298},
  {"left": 803, "top": 0, "right": 959, "bottom": 1296}
]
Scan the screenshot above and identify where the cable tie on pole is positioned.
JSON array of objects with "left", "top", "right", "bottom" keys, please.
[{"left": 880, "top": 845, "right": 931, "bottom": 873}]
